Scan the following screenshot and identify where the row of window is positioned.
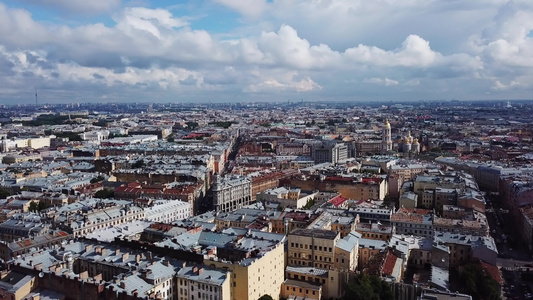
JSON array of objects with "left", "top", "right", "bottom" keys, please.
[
  {"left": 290, "top": 243, "right": 332, "bottom": 252},
  {"left": 285, "top": 286, "right": 317, "bottom": 296}
]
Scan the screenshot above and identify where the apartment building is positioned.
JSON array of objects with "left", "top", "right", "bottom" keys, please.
[
  {"left": 0, "top": 213, "right": 52, "bottom": 242},
  {"left": 205, "top": 238, "right": 285, "bottom": 300},
  {"left": 355, "top": 221, "right": 394, "bottom": 241},
  {"left": 283, "top": 266, "right": 347, "bottom": 299},
  {"left": 288, "top": 228, "right": 341, "bottom": 269},
  {"left": 434, "top": 232, "right": 498, "bottom": 266},
  {"left": 176, "top": 265, "right": 231, "bottom": 300},
  {"left": 391, "top": 207, "right": 434, "bottom": 238},
  {"left": 311, "top": 141, "right": 349, "bottom": 164},
  {"left": 212, "top": 174, "right": 252, "bottom": 213}
]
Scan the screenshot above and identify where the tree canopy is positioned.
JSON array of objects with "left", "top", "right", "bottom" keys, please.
[
  {"left": 457, "top": 264, "right": 501, "bottom": 300},
  {"left": 342, "top": 273, "right": 394, "bottom": 300},
  {"left": 94, "top": 189, "right": 114, "bottom": 199}
]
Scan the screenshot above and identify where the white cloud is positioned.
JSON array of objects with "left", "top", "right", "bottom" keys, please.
[
  {"left": 363, "top": 77, "right": 399, "bottom": 86},
  {"left": 213, "top": 0, "right": 268, "bottom": 19},
  {"left": 1, "top": 1, "right": 533, "bottom": 102},
  {"left": 344, "top": 35, "right": 438, "bottom": 67}
]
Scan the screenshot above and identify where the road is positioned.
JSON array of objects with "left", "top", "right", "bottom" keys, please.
[{"left": 487, "top": 196, "right": 533, "bottom": 300}]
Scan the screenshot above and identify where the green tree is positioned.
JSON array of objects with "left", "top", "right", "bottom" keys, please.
[
  {"left": 342, "top": 273, "right": 393, "bottom": 300},
  {"left": 28, "top": 201, "right": 50, "bottom": 212},
  {"left": 0, "top": 188, "right": 11, "bottom": 199},
  {"left": 186, "top": 121, "right": 199, "bottom": 130},
  {"left": 303, "top": 199, "right": 315, "bottom": 209},
  {"left": 132, "top": 159, "right": 145, "bottom": 169},
  {"left": 29, "top": 201, "right": 39, "bottom": 212},
  {"left": 458, "top": 264, "right": 501, "bottom": 300},
  {"left": 94, "top": 189, "right": 114, "bottom": 199},
  {"left": 90, "top": 175, "right": 105, "bottom": 184}
]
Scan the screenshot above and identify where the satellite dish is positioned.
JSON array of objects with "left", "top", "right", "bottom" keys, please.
[{"left": 38, "top": 272, "right": 45, "bottom": 278}]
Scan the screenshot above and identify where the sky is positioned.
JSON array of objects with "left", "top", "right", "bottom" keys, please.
[{"left": 0, "top": 0, "right": 532, "bottom": 104}]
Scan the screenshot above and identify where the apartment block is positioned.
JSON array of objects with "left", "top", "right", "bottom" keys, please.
[
  {"left": 212, "top": 174, "right": 252, "bottom": 213},
  {"left": 288, "top": 229, "right": 341, "bottom": 269},
  {"left": 391, "top": 207, "right": 433, "bottom": 238}
]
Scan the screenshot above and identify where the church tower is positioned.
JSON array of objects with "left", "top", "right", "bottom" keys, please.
[{"left": 382, "top": 119, "right": 392, "bottom": 153}]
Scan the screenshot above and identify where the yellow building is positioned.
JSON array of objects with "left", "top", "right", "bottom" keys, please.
[
  {"left": 0, "top": 271, "right": 38, "bottom": 300},
  {"left": 334, "top": 231, "right": 361, "bottom": 272},
  {"left": 281, "top": 279, "right": 321, "bottom": 299},
  {"left": 355, "top": 222, "right": 394, "bottom": 241},
  {"left": 358, "top": 238, "right": 388, "bottom": 270},
  {"left": 284, "top": 266, "right": 349, "bottom": 299},
  {"left": 177, "top": 265, "right": 231, "bottom": 300},
  {"left": 288, "top": 229, "right": 340, "bottom": 269},
  {"left": 206, "top": 242, "right": 285, "bottom": 300}
]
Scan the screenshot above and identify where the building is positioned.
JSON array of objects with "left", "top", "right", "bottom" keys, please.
[
  {"left": 382, "top": 119, "right": 392, "bottom": 153},
  {"left": 256, "top": 187, "right": 317, "bottom": 209},
  {"left": 282, "top": 266, "right": 348, "bottom": 299},
  {"left": 311, "top": 141, "right": 349, "bottom": 164},
  {"left": 399, "top": 191, "right": 418, "bottom": 209},
  {"left": 355, "top": 221, "right": 394, "bottom": 241},
  {"left": 433, "top": 232, "right": 498, "bottom": 266},
  {"left": 212, "top": 174, "right": 252, "bottom": 213},
  {"left": 143, "top": 200, "right": 192, "bottom": 223},
  {"left": 391, "top": 207, "right": 434, "bottom": 238},
  {"left": 0, "top": 213, "right": 52, "bottom": 242},
  {"left": 0, "top": 230, "right": 71, "bottom": 261},
  {"left": 176, "top": 264, "right": 231, "bottom": 300},
  {"left": 288, "top": 228, "right": 340, "bottom": 269}
]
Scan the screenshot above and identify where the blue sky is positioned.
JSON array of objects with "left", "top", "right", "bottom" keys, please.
[{"left": 0, "top": 0, "right": 532, "bottom": 104}]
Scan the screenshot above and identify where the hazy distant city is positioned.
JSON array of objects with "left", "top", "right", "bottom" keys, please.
[
  {"left": 2, "top": 0, "right": 533, "bottom": 300},
  {"left": 0, "top": 100, "right": 530, "bottom": 300}
]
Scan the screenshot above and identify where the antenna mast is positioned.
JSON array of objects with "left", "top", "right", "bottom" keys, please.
[{"left": 35, "top": 88, "right": 38, "bottom": 106}]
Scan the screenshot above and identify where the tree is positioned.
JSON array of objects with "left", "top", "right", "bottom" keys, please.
[
  {"left": 258, "top": 295, "right": 273, "bottom": 300},
  {"left": 0, "top": 188, "right": 11, "bottom": 199},
  {"left": 132, "top": 159, "right": 145, "bottom": 169},
  {"left": 28, "top": 201, "right": 50, "bottom": 212},
  {"left": 342, "top": 273, "right": 394, "bottom": 300},
  {"left": 457, "top": 264, "right": 501, "bottom": 300},
  {"left": 29, "top": 201, "right": 39, "bottom": 212},
  {"left": 303, "top": 199, "right": 315, "bottom": 209},
  {"left": 90, "top": 175, "right": 105, "bottom": 184},
  {"left": 95, "top": 189, "right": 114, "bottom": 199},
  {"left": 186, "top": 121, "right": 199, "bottom": 130}
]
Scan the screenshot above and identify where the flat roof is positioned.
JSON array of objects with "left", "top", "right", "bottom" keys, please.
[{"left": 290, "top": 228, "right": 339, "bottom": 240}]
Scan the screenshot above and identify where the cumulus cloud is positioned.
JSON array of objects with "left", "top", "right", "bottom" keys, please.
[
  {"left": 1, "top": 1, "right": 532, "bottom": 102},
  {"left": 244, "top": 71, "right": 322, "bottom": 93},
  {"left": 364, "top": 78, "right": 399, "bottom": 86}
]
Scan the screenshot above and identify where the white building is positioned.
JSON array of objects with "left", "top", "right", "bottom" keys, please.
[
  {"left": 212, "top": 174, "right": 252, "bottom": 213},
  {"left": 144, "top": 200, "right": 192, "bottom": 223}
]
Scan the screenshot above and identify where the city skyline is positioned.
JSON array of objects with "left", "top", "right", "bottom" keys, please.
[{"left": 1, "top": 0, "right": 532, "bottom": 103}]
